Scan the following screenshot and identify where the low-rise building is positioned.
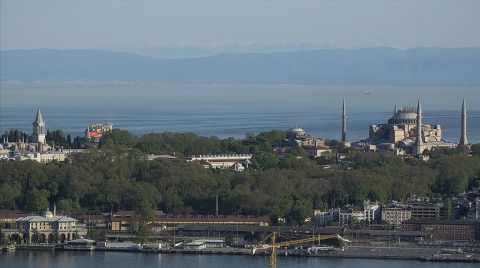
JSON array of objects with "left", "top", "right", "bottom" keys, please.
[
  {"left": 0, "top": 210, "right": 32, "bottom": 228},
  {"left": 339, "top": 207, "right": 365, "bottom": 226},
  {"left": 15, "top": 208, "right": 81, "bottom": 243},
  {"left": 381, "top": 205, "right": 412, "bottom": 225},
  {"left": 187, "top": 154, "right": 252, "bottom": 171},
  {"left": 409, "top": 203, "right": 444, "bottom": 221},
  {"left": 313, "top": 209, "right": 339, "bottom": 227},
  {"left": 107, "top": 211, "right": 270, "bottom": 232},
  {"left": 183, "top": 239, "right": 224, "bottom": 250},
  {"left": 402, "top": 220, "right": 480, "bottom": 241},
  {"left": 183, "top": 240, "right": 207, "bottom": 250},
  {"left": 364, "top": 201, "right": 380, "bottom": 223}
]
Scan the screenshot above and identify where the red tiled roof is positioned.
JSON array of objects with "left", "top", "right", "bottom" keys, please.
[{"left": 0, "top": 210, "right": 32, "bottom": 219}]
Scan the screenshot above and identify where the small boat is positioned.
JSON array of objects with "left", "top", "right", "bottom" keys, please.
[{"left": 364, "top": 90, "right": 370, "bottom": 95}]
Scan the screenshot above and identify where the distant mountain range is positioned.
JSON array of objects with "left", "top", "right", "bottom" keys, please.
[{"left": 1, "top": 47, "right": 480, "bottom": 85}]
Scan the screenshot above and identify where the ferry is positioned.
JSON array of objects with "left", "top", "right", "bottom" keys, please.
[{"left": 61, "top": 238, "right": 95, "bottom": 251}]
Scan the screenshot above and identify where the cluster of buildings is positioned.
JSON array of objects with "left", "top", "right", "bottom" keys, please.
[
  {"left": 0, "top": 109, "right": 83, "bottom": 162},
  {"left": 0, "top": 209, "right": 268, "bottom": 245},
  {"left": 348, "top": 100, "right": 469, "bottom": 156},
  {"left": 313, "top": 190, "right": 480, "bottom": 241},
  {"left": 314, "top": 192, "right": 480, "bottom": 228},
  {"left": 278, "top": 125, "right": 332, "bottom": 158}
]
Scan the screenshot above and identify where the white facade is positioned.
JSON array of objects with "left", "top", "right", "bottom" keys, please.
[
  {"left": 15, "top": 209, "right": 78, "bottom": 243},
  {"left": 364, "top": 202, "right": 380, "bottom": 223},
  {"left": 187, "top": 154, "right": 252, "bottom": 171},
  {"left": 381, "top": 206, "right": 412, "bottom": 225}
]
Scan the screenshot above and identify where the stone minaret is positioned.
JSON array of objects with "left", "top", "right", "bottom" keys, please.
[
  {"left": 32, "top": 108, "right": 46, "bottom": 146},
  {"left": 459, "top": 99, "right": 468, "bottom": 145},
  {"left": 414, "top": 100, "right": 424, "bottom": 155},
  {"left": 341, "top": 98, "right": 347, "bottom": 142},
  {"left": 394, "top": 101, "right": 397, "bottom": 114}
]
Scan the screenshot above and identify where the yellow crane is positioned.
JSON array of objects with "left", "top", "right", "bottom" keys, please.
[{"left": 252, "top": 231, "right": 345, "bottom": 268}]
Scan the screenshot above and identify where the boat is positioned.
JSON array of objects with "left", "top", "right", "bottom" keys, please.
[
  {"left": 61, "top": 238, "right": 95, "bottom": 251},
  {"left": 364, "top": 90, "right": 370, "bottom": 95}
]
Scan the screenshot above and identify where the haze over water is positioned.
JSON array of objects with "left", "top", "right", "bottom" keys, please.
[{"left": 1, "top": 82, "right": 479, "bottom": 143}]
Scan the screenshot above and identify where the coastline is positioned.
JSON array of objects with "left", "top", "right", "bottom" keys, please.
[{"left": 6, "top": 244, "right": 480, "bottom": 263}]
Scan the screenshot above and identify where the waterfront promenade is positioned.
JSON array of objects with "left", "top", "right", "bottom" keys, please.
[{"left": 6, "top": 243, "right": 480, "bottom": 263}]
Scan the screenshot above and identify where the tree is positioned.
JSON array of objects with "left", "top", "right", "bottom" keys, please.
[
  {"left": 288, "top": 198, "right": 313, "bottom": 226},
  {"left": 444, "top": 198, "right": 452, "bottom": 221},
  {"left": 252, "top": 152, "right": 279, "bottom": 170},
  {"left": 99, "top": 129, "right": 134, "bottom": 148},
  {"left": 57, "top": 199, "right": 82, "bottom": 214},
  {"left": 26, "top": 189, "right": 50, "bottom": 212},
  {"left": 0, "top": 229, "right": 7, "bottom": 245},
  {"left": 471, "top": 144, "right": 480, "bottom": 156},
  {"left": 135, "top": 223, "right": 152, "bottom": 244}
]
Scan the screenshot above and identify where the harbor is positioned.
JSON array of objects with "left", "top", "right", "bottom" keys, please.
[{"left": 3, "top": 241, "right": 480, "bottom": 263}]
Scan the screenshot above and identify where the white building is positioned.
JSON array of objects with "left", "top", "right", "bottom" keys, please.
[
  {"left": 183, "top": 239, "right": 225, "bottom": 250},
  {"left": 187, "top": 154, "right": 252, "bottom": 171},
  {"left": 313, "top": 209, "right": 339, "bottom": 227},
  {"left": 364, "top": 201, "right": 380, "bottom": 223},
  {"left": 339, "top": 208, "right": 365, "bottom": 225},
  {"left": 15, "top": 208, "right": 80, "bottom": 243},
  {"left": 381, "top": 206, "right": 412, "bottom": 225}
]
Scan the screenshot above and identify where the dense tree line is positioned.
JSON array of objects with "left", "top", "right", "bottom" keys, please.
[
  {"left": 99, "top": 129, "right": 286, "bottom": 156},
  {"left": 1, "top": 129, "right": 480, "bottom": 225}
]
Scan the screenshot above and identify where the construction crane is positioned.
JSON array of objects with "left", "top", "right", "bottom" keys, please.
[{"left": 252, "top": 231, "right": 347, "bottom": 268}]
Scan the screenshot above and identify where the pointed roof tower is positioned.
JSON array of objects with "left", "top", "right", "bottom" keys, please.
[{"left": 34, "top": 108, "right": 44, "bottom": 124}]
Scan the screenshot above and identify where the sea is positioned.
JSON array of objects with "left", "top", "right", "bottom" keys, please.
[
  {"left": 0, "top": 251, "right": 476, "bottom": 268},
  {"left": 0, "top": 82, "right": 479, "bottom": 143}
]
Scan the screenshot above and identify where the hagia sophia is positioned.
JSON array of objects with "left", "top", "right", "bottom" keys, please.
[
  {"left": 350, "top": 99, "right": 468, "bottom": 156},
  {"left": 283, "top": 98, "right": 469, "bottom": 158}
]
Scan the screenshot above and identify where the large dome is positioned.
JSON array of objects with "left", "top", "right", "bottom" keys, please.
[
  {"left": 286, "top": 125, "right": 307, "bottom": 139},
  {"left": 289, "top": 127, "right": 305, "bottom": 133},
  {"left": 388, "top": 109, "right": 417, "bottom": 125}
]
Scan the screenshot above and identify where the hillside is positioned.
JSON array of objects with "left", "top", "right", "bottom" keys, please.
[{"left": 1, "top": 47, "right": 480, "bottom": 85}]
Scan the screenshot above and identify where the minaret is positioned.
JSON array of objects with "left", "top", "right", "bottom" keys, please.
[
  {"left": 32, "top": 108, "right": 46, "bottom": 148},
  {"left": 341, "top": 98, "right": 347, "bottom": 142},
  {"left": 459, "top": 99, "right": 468, "bottom": 145},
  {"left": 414, "top": 100, "right": 424, "bottom": 155},
  {"left": 394, "top": 101, "right": 397, "bottom": 114}
]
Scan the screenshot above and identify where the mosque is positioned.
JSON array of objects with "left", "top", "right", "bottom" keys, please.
[
  {"left": 346, "top": 100, "right": 468, "bottom": 155},
  {"left": 282, "top": 125, "right": 332, "bottom": 157}
]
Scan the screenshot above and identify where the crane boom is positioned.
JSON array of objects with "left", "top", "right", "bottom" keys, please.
[{"left": 252, "top": 231, "right": 345, "bottom": 268}]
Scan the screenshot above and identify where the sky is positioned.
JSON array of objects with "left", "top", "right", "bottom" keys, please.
[{"left": 1, "top": 0, "right": 479, "bottom": 57}]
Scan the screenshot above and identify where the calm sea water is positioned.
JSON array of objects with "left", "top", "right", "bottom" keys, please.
[
  {"left": 0, "top": 82, "right": 479, "bottom": 143},
  {"left": 0, "top": 251, "right": 475, "bottom": 268}
]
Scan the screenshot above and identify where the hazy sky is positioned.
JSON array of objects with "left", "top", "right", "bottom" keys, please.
[{"left": 1, "top": 0, "right": 480, "bottom": 52}]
